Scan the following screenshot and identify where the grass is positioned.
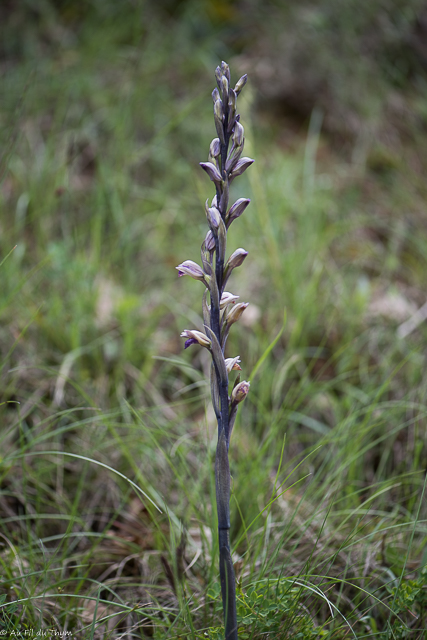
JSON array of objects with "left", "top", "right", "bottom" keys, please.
[{"left": 1, "top": 2, "right": 427, "bottom": 638}]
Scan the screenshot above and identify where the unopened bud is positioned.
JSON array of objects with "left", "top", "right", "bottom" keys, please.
[
  {"left": 215, "top": 65, "right": 222, "bottom": 89},
  {"left": 214, "top": 100, "right": 225, "bottom": 144},
  {"left": 209, "top": 138, "right": 221, "bottom": 158},
  {"left": 220, "top": 291, "right": 239, "bottom": 309},
  {"left": 199, "top": 162, "right": 222, "bottom": 184},
  {"left": 207, "top": 205, "right": 221, "bottom": 230},
  {"left": 212, "top": 87, "right": 220, "bottom": 103},
  {"left": 225, "top": 356, "right": 242, "bottom": 372},
  {"left": 221, "top": 61, "right": 230, "bottom": 82},
  {"left": 180, "top": 329, "right": 211, "bottom": 349},
  {"left": 233, "top": 121, "right": 244, "bottom": 147},
  {"left": 226, "top": 248, "right": 248, "bottom": 270},
  {"left": 227, "top": 198, "right": 251, "bottom": 226},
  {"left": 234, "top": 74, "right": 248, "bottom": 96},
  {"left": 228, "top": 89, "right": 236, "bottom": 132},
  {"left": 223, "top": 248, "right": 248, "bottom": 288},
  {"left": 225, "top": 144, "right": 243, "bottom": 173},
  {"left": 204, "top": 230, "right": 216, "bottom": 252},
  {"left": 226, "top": 302, "right": 249, "bottom": 326},
  {"left": 229, "top": 157, "right": 254, "bottom": 180},
  {"left": 221, "top": 75, "right": 229, "bottom": 106},
  {"left": 214, "top": 99, "right": 224, "bottom": 122},
  {"left": 231, "top": 380, "right": 250, "bottom": 403}
]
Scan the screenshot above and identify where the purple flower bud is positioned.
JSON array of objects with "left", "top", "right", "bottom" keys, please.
[
  {"left": 214, "top": 98, "right": 224, "bottom": 122},
  {"left": 229, "top": 157, "right": 254, "bottom": 180},
  {"left": 199, "top": 162, "right": 222, "bottom": 184},
  {"left": 207, "top": 206, "right": 221, "bottom": 230},
  {"left": 231, "top": 380, "right": 250, "bottom": 403},
  {"left": 213, "top": 101, "right": 225, "bottom": 144},
  {"left": 204, "top": 230, "right": 216, "bottom": 252},
  {"left": 222, "top": 249, "right": 248, "bottom": 289},
  {"left": 221, "top": 75, "right": 229, "bottom": 107},
  {"left": 228, "top": 89, "right": 236, "bottom": 132},
  {"left": 221, "top": 61, "right": 230, "bottom": 82},
  {"left": 226, "top": 248, "right": 248, "bottom": 270},
  {"left": 176, "top": 260, "right": 207, "bottom": 282},
  {"left": 233, "top": 122, "right": 244, "bottom": 147},
  {"left": 180, "top": 329, "right": 211, "bottom": 349},
  {"left": 226, "top": 198, "right": 251, "bottom": 226},
  {"left": 234, "top": 74, "right": 248, "bottom": 96},
  {"left": 215, "top": 66, "right": 222, "bottom": 90},
  {"left": 225, "top": 144, "right": 243, "bottom": 173},
  {"left": 209, "top": 138, "right": 221, "bottom": 158},
  {"left": 212, "top": 87, "right": 220, "bottom": 103}
]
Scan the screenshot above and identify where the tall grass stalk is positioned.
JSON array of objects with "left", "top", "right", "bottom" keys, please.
[{"left": 176, "top": 61, "right": 254, "bottom": 640}]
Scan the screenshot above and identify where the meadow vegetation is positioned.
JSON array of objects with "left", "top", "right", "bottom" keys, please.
[{"left": 1, "top": 1, "right": 427, "bottom": 637}]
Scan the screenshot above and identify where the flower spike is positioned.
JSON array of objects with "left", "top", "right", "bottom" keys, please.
[{"left": 174, "top": 62, "right": 254, "bottom": 640}]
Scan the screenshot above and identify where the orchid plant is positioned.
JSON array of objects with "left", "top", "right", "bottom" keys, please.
[{"left": 176, "top": 61, "right": 253, "bottom": 640}]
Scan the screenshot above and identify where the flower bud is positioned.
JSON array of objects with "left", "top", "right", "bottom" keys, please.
[
  {"left": 227, "top": 89, "right": 237, "bottom": 132},
  {"left": 231, "top": 380, "right": 250, "bottom": 403},
  {"left": 225, "top": 144, "right": 243, "bottom": 173},
  {"left": 204, "top": 230, "right": 215, "bottom": 252},
  {"left": 221, "top": 75, "right": 229, "bottom": 106},
  {"left": 221, "top": 61, "right": 230, "bottom": 82},
  {"left": 199, "top": 162, "right": 222, "bottom": 184},
  {"left": 226, "top": 302, "right": 249, "bottom": 326},
  {"left": 225, "top": 356, "right": 242, "bottom": 373},
  {"left": 215, "top": 65, "right": 222, "bottom": 90},
  {"left": 214, "top": 101, "right": 225, "bottom": 144},
  {"left": 176, "top": 260, "right": 207, "bottom": 282},
  {"left": 223, "top": 248, "right": 248, "bottom": 288},
  {"left": 226, "top": 198, "right": 250, "bottom": 226},
  {"left": 207, "top": 205, "right": 221, "bottom": 230},
  {"left": 226, "top": 248, "right": 248, "bottom": 270},
  {"left": 180, "top": 329, "right": 211, "bottom": 349},
  {"left": 214, "top": 99, "right": 224, "bottom": 122},
  {"left": 233, "top": 121, "right": 244, "bottom": 147},
  {"left": 209, "top": 137, "right": 221, "bottom": 158},
  {"left": 212, "top": 87, "right": 220, "bottom": 103},
  {"left": 229, "top": 157, "right": 254, "bottom": 180},
  {"left": 220, "top": 291, "right": 239, "bottom": 309},
  {"left": 234, "top": 74, "right": 248, "bottom": 96}
]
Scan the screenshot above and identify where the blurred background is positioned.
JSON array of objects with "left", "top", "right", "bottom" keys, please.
[{"left": 1, "top": 0, "right": 427, "bottom": 637}]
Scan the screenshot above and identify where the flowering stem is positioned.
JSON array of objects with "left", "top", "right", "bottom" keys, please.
[{"left": 176, "top": 61, "right": 253, "bottom": 640}]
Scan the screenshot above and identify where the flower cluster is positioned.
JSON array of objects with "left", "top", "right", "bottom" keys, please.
[
  {"left": 176, "top": 61, "right": 253, "bottom": 439},
  {"left": 175, "top": 61, "right": 253, "bottom": 640}
]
